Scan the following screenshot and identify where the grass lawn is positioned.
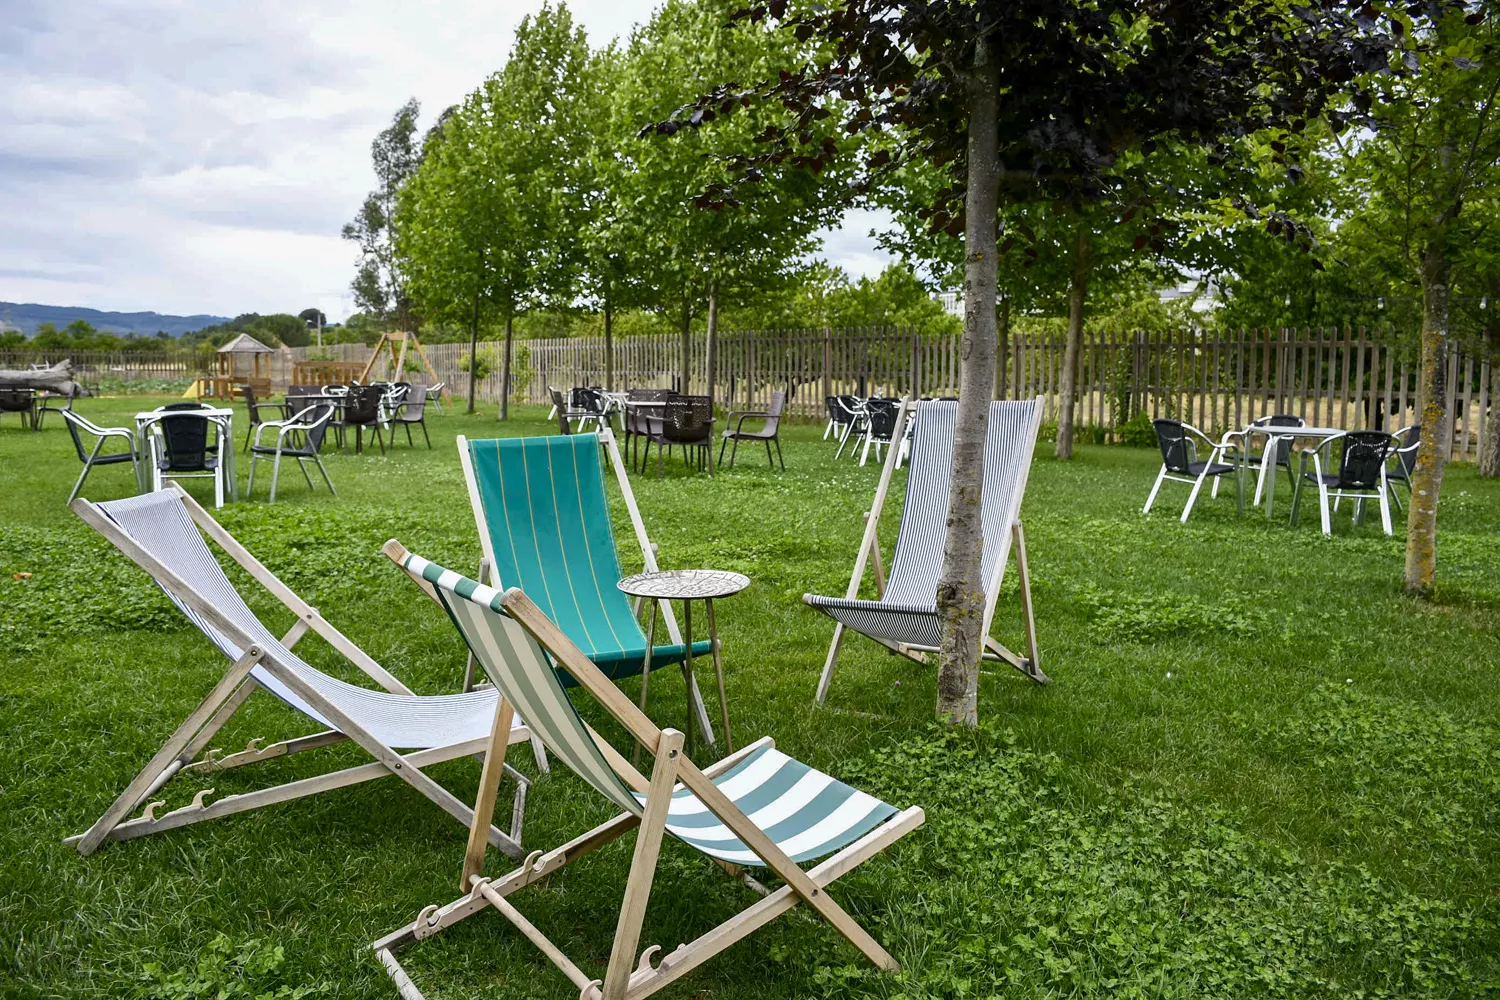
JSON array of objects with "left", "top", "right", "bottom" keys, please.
[{"left": 2, "top": 394, "right": 1498, "bottom": 1000}]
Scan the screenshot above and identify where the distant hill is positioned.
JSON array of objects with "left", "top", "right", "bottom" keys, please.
[{"left": 0, "top": 302, "right": 231, "bottom": 338}]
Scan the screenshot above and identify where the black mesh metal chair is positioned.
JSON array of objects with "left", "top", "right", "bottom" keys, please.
[
  {"left": 823, "top": 395, "right": 855, "bottom": 441},
  {"left": 647, "top": 393, "right": 715, "bottom": 477},
  {"left": 569, "top": 387, "right": 607, "bottom": 432},
  {"left": 720, "top": 390, "right": 785, "bottom": 470},
  {"left": 857, "top": 398, "right": 901, "bottom": 466},
  {"left": 1142, "top": 418, "right": 1242, "bottom": 522},
  {"left": 391, "top": 384, "right": 431, "bottom": 448},
  {"left": 625, "top": 388, "right": 671, "bottom": 470},
  {"left": 1223, "top": 413, "right": 1305, "bottom": 506},
  {"left": 61, "top": 410, "right": 141, "bottom": 503},
  {"left": 0, "top": 387, "right": 38, "bottom": 429},
  {"left": 1385, "top": 424, "right": 1421, "bottom": 511},
  {"left": 833, "top": 395, "right": 867, "bottom": 459},
  {"left": 341, "top": 385, "right": 386, "bottom": 455},
  {"left": 240, "top": 383, "right": 289, "bottom": 451},
  {"left": 247, "top": 402, "right": 337, "bottom": 502},
  {"left": 150, "top": 409, "right": 225, "bottom": 507},
  {"left": 1290, "top": 430, "right": 1395, "bottom": 535},
  {"left": 35, "top": 389, "right": 76, "bottom": 430}
]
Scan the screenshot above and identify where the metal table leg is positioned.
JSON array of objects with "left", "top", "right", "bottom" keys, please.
[
  {"left": 679, "top": 599, "right": 698, "bottom": 759},
  {"left": 705, "top": 597, "right": 732, "bottom": 753},
  {"left": 633, "top": 599, "right": 658, "bottom": 770}
]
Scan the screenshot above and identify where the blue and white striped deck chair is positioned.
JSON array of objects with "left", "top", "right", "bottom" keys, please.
[
  {"left": 375, "top": 542, "right": 925, "bottom": 1000},
  {"left": 63, "top": 486, "right": 534, "bottom": 860},
  {"left": 805, "top": 399, "right": 1049, "bottom": 706}
]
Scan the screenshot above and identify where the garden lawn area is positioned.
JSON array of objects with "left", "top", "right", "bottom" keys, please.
[{"left": 3, "top": 394, "right": 1499, "bottom": 1000}]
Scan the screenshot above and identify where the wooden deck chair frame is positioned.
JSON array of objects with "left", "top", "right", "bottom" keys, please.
[
  {"left": 457, "top": 427, "right": 717, "bottom": 743},
  {"left": 374, "top": 544, "right": 924, "bottom": 1000},
  {"left": 814, "top": 398, "right": 1047, "bottom": 708},
  {"left": 65, "top": 484, "right": 534, "bottom": 859}
]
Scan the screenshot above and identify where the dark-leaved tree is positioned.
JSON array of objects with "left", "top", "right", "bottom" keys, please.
[{"left": 653, "top": 0, "right": 1416, "bottom": 725}]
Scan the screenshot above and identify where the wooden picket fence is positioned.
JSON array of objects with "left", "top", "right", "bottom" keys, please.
[
  {"left": 0, "top": 350, "right": 208, "bottom": 386},
  {"left": 278, "top": 327, "right": 1490, "bottom": 463}
]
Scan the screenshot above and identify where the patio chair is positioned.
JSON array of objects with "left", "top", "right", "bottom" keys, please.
[
  {"left": 806, "top": 399, "right": 1048, "bottom": 706},
  {"left": 391, "top": 384, "right": 431, "bottom": 448},
  {"left": 833, "top": 395, "right": 868, "bottom": 459},
  {"left": 1290, "top": 430, "right": 1396, "bottom": 536},
  {"left": 148, "top": 408, "right": 227, "bottom": 508},
  {"left": 246, "top": 402, "right": 337, "bottom": 502},
  {"left": 427, "top": 382, "right": 447, "bottom": 415},
  {"left": 65, "top": 486, "right": 538, "bottom": 858},
  {"left": 823, "top": 394, "right": 852, "bottom": 441},
  {"left": 654, "top": 393, "right": 714, "bottom": 477},
  {"left": 549, "top": 388, "right": 573, "bottom": 434},
  {"left": 458, "top": 430, "right": 718, "bottom": 741},
  {"left": 1223, "top": 413, "right": 1304, "bottom": 506},
  {"left": 240, "top": 383, "right": 289, "bottom": 452},
  {"left": 61, "top": 410, "right": 141, "bottom": 503},
  {"left": 342, "top": 384, "right": 387, "bottom": 455},
  {"left": 0, "top": 387, "right": 38, "bottom": 429},
  {"left": 35, "top": 388, "right": 76, "bottom": 430},
  {"left": 1385, "top": 424, "right": 1421, "bottom": 511},
  {"left": 623, "top": 388, "right": 670, "bottom": 470},
  {"left": 570, "top": 387, "right": 608, "bottom": 432},
  {"left": 857, "top": 398, "right": 901, "bottom": 466},
  {"left": 1142, "top": 418, "right": 1243, "bottom": 523},
  {"left": 554, "top": 387, "right": 595, "bottom": 433},
  {"left": 372, "top": 547, "right": 925, "bottom": 1000},
  {"left": 719, "top": 390, "right": 785, "bottom": 470}
]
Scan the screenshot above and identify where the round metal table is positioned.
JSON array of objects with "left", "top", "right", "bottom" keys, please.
[{"left": 618, "top": 569, "right": 750, "bottom": 757}]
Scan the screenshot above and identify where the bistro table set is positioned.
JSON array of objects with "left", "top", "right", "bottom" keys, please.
[{"left": 1143, "top": 413, "right": 1422, "bottom": 535}]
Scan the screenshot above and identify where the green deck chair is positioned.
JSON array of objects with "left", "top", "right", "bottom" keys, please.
[{"left": 458, "top": 429, "right": 717, "bottom": 739}]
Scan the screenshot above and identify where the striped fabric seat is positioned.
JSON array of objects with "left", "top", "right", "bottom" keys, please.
[
  {"left": 805, "top": 400, "right": 1041, "bottom": 649},
  {"left": 96, "top": 491, "right": 513, "bottom": 750},
  {"left": 406, "top": 552, "right": 898, "bottom": 866},
  {"left": 463, "top": 433, "right": 711, "bottom": 684}
]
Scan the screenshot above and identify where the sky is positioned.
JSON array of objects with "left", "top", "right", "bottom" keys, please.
[{"left": 0, "top": 0, "right": 893, "bottom": 323}]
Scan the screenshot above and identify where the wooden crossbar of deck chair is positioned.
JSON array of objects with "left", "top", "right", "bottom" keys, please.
[
  {"left": 63, "top": 485, "right": 534, "bottom": 858},
  {"left": 457, "top": 428, "right": 717, "bottom": 743},
  {"left": 806, "top": 398, "right": 1049, "bottom": 707},
  {"left": 374, "top": 543, "right": 925, "bottom": 1000}
]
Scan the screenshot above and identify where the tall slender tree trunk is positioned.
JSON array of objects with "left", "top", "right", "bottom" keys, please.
[
  {"left": 1481, "top": 358, "right": 1500, "bottom": 478},
  {"left": 704, "top": 278, "right": 719, "bottom": 411},
  {"left": 604, "top": 296, "right": 614, "bottom": 392},
  {"left": 466, "top": 291, "right": 480, "bottom": 415},
  {"left": 994, "top": 293, "right": 1010, "bottom": 400},
  {"left": 1405, "top": 244, "right": 1451, "bottom": 595},
  {"left": 680, "top": 298, "right": 692, "bottom": 394},
  {"left": 500, "top": 314, "right": 514, "bottom": 421},
  {"left": 1055, "top": 227, "right": 1091, "bottom": 459},
  {"left": 935, "top": 36, "right": 1002, "bottom": 728}
]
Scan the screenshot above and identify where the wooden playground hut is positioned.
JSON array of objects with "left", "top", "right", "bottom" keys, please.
[{"left": 205, "top": 333, "right": 274, "bottom": 399}]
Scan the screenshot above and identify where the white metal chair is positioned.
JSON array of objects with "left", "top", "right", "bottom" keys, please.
[
  {"left": 246, "top": 403, "right": 337, "bottom": 503},
  {"left": 1289, "top": 430, "right": 1395, "bottom": 535},
  {"left": 1142, "top": 418, "right": 1243, "bottom": 523},
  {"left": 61, "top": 410, "right": 141, "bottom": 503}
]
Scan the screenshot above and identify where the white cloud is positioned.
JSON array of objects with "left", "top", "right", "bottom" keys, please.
[{"left": 0, "top": 0, "right": 892, "bottom": 323}]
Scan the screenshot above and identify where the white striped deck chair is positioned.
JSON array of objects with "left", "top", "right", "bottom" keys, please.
[
  {"left": 805, "top": 399, "right": 1049, "bottom": 706},
  {"left": 65, "top": 485, "right": 535, "bottom": 859},
  {"left": 374, "top": 542, "right": 924, "bottom": 1000}
]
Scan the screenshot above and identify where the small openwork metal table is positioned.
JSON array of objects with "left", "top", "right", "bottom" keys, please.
[{"left": 617, "top": 569, "right": 750, "bottom": 758}]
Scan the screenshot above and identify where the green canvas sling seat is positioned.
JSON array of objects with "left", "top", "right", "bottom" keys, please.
[
  {"left": 374, "top": 544, "right": 924, "bottom": 1000},
  {"left": 458, "top": 431, "right": 712, "bottom": 687}
]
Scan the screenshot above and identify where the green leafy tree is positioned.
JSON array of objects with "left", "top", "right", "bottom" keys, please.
[
  {"left": 344, "top": 99, "right": 423, "bottom": 330},
  {"left": 1338, "top": 3, "right": 1500, "bottom": 594},
  {"left": 662, "top": 0, "right": 1416, "bottom": 726}
]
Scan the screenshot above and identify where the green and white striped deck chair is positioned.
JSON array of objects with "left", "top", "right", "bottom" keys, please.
[
  {"left": 375, "top": 542, "right": 925, "bottom": 1000},
  {"left": 806, "top": 399, "right": 1049, "bottom": 707},
  {"left": 63, "top": 486, "right": 534, "bottom": 860},
  {"left": 459, "top": 429, "right": 717, "bottom": 740}
]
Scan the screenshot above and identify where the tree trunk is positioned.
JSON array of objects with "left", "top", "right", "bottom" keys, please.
[
  {"left": 935, "top": 37, "right": 1002, "bottom": 728},
  {"left": 994, "top": 293, "right": 1010, "bottom": 400},
  {"left": 1481, "top": 349, "right": 1499, "bottom": 478},
  {"left": 704, "top": 278, "right": 719, "bottom": 411},
  {"left": 1404, "top": 245, "right": 1451, "bottom": 596},
  {"left": 466, "top": 292, "right": 480, "bottom": 415},
  {"left": 1054, "top": 227, "right": 1091, "bottom": 459},
  {"left": 680, "top": 298, "right": 692, "bottom": 394},
  {"left": 604, "top": 296, "right": 614, "bottom": 393},
  {"left": 500, "top": 314, "right": 514, "bottom": 421}
]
